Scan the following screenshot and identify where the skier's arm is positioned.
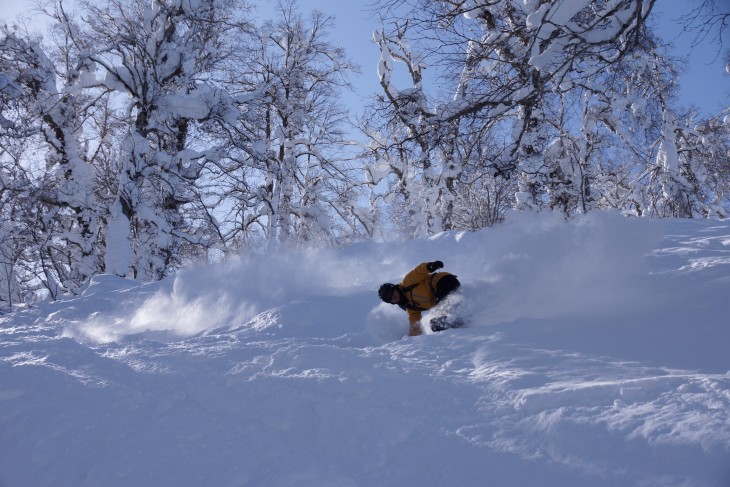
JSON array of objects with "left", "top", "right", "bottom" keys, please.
[{"left": 402, "top": 263, "right": 431, "bottom": 288}]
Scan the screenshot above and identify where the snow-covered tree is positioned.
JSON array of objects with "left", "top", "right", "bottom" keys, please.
[
  {"left": 0, "top": 23, "right": 102, "bottom": 298},
  {"left": 0, "top": 0, "right": 375, "bottom": 297},
  {"left": 583, "top": 41, "right": 729, "bottom": 219},
  {"left": 71, "top": 0, "right": 253, "bottom": 279},
  {"left": 370, "top": 0, "right": 660, "bottom": 228},
  {"left": 645, "top": 110, "right": 729, "bottom": 218},
  {"left": 694, "top": 114, "right": 730, "bottom": 216},
  {"left": 369, "top": 24, "right": 456, "bottom": 234},
  {"left": 216, "top": 0, "right": 366, "bottom": 248}
]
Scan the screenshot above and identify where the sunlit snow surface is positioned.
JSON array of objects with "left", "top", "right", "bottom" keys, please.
[{"left": 1, "top": 213, "right": 728, "bottom": 486}]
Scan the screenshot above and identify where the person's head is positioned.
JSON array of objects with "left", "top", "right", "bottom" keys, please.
[{"left": 378, "top": 283, "right": 400, "bottom": 304}]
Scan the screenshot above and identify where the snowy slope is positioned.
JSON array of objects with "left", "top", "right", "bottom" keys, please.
[{"left": 1, "top": 212, "right": 729, "bottom": 487}]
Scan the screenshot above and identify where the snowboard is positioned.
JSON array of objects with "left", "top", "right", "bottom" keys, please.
[
  {"left": 425, "top": 292, "right": 465, "bottom": 333},
  {"left": 429, "top": 314, "right": 464, "bottom": 332}
]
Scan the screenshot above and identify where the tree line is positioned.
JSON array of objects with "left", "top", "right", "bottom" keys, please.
[{"left": 1, "top": 0, "right": 728, "bottom": 309}]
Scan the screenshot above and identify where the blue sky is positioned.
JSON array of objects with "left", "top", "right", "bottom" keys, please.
[
  {"left": 651, "top": 1, "right": 730, "bottom": 117},
  {"left": 2, "top": 0, "right": 728, "bottom": 117}
]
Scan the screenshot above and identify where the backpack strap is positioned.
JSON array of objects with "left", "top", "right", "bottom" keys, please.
[
  {"left": 397, "top": 283, "right": 428, "bottom": 312},
  {"left": 400, "top": 283, "right": 418, "bottom": 294}
]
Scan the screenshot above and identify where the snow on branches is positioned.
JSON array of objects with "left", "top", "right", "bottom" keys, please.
[{"left": 367, "top": 0, "right": 727, "bottom": 232}]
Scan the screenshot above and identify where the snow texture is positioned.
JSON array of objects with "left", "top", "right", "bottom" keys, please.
[{"left": 1, "top": 212, "right": 729, "bottom": 486}]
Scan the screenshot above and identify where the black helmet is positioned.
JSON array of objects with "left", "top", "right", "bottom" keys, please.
[{"left": 378, "top": 283, "right": 396, "bottom": 302}]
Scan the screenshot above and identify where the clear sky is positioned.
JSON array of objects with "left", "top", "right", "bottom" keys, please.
[
  {"left": 2, "top": 0, "right": 728, "bottom": 117},
  {"left": 650, "top": 1, "right": 730, "bottom": 117}
]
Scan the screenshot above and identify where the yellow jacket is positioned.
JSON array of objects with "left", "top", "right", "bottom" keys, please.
[{"left": 398, "top": 262, "right": 454, "bottom": 336}]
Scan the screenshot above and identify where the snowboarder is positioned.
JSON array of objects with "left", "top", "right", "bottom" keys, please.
[{"left": 378, "top": 261, "right": 461, "bottom": 336}]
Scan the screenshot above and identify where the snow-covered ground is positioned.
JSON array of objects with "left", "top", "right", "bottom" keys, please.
[{"left": 1, "top": 212, "right": 729, "bottom": 487}]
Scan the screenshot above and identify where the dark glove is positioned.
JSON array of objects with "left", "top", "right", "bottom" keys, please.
[{"left": 427, "top": 261, "right": 444, "bottom": 272}]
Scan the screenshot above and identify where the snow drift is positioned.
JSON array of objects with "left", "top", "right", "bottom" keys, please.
[{"left": 1, "top": 212, "right": 729, "bottom": 486}]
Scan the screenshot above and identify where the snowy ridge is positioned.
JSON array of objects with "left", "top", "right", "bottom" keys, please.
[{"left": 1, "top": 213, "right": 729, "bottom": 486}]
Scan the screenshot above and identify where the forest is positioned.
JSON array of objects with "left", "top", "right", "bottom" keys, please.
[{"left": 1, "top": 0, "right": 728, "bottom": 308}]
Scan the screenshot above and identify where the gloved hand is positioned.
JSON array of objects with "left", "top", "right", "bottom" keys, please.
[{"left": 427, "top": 261, "right": 444, "bottom": 272}]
